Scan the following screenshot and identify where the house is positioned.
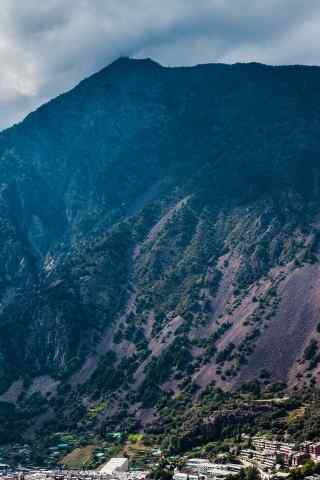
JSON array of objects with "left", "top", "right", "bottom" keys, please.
[
  {"left": 310, "top": 443, "right": 320, "bottom": 458},
  {"left": 291, "top": 452, "right": 308, "bottom": 467}
]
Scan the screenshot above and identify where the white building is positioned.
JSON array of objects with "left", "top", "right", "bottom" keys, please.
[
  {"left": 174, "top": 473, "right": 189, "bottom": 480},
  {"left": 184, "top": 460, "right": 242, "bottom": 479},
  {"left": 100, "top": 458, "right": 129, "bottom": 475}
]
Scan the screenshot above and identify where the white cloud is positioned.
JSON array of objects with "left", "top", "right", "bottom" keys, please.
[{"left": 1, "top": 0, "right": 320, "bottom": 130}]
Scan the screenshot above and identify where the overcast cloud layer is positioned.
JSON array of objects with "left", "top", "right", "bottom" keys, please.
[{"left": 1, "top": 0, "right": 320, "bottom": 130}]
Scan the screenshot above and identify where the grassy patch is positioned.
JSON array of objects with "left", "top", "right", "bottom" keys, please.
[
  {"left": 128, "top": 433, "right": 144, "bottom": 443},
  {"left": 61, "top": 445, "right": 97, "bottom": 469},
  {"left": 87, "top": 401, "right": 108, "bottom": 419},
  {"left": 287, "top": 406, "right": 305, "bottom": 424}
]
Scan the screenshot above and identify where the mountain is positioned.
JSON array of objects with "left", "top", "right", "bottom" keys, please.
[{"left": 1, "top": 57, "right": 320, "bottom": 445}]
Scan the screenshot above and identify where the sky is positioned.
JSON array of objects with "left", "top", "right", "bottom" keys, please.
[{"left": 1, "top": 0, "right": 320, "bottom": 131}]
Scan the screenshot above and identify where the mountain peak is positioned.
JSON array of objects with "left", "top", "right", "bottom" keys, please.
[{"left": 108, "top": 56, "right": 161, "bottom": 69}]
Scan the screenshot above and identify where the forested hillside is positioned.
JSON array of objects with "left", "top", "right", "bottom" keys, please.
[{"left": 1, "top": 57, "right": 320, "bottom": 443}]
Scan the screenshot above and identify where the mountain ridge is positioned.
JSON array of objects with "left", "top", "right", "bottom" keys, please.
[{"left": 1, "top": 57, "right": 320, "bottom": 444}]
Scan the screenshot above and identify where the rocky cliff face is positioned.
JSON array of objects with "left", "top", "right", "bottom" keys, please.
[{"left": 1, "top": 57, "right": 320, "bottom": 439}]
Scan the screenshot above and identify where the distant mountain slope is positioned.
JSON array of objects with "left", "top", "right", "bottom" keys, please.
[{"left": 1, "top": 57, "right": 320, "bottom": 440}]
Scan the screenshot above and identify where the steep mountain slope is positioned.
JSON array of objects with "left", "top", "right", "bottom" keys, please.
[{"left": 1, "top": 57, "right": 320, "bottom": 441}]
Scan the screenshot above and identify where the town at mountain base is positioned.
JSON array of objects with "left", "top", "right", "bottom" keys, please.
[{"left": 3, "top": 425, "right": 320, "bottom": 480}]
